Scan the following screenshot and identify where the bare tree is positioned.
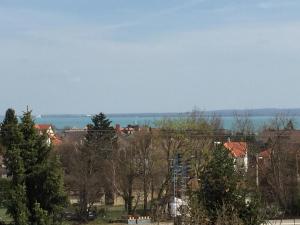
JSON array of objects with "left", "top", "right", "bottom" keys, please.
[
  {"left": 150, "top": 114, "right": 221, "bottom": 222},
  {"left": 58, "top": 142, "right": 108, "bottom": 221},
  {"left": 134, "top": 129, "right": 154, "bottom": 215},
  {"left": 232, "top": 112, "right": 255, "bottom": 141},
  {"left": 150, "top": 130, "right": 184, "bottom": 221},
  {"left": 258, "top": 116, "right": 300, "bottom": 215},
  {"left": 110, "top": 134, "right": 141, "bottom": 215}
]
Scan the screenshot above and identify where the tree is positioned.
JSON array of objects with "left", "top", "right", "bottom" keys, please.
[
  {"left": 199, "top": 146, "right": 242, "bottom": 220},
  {"left": 135, "top": 129, "right": 153, "bottom": 215},
  {"left": 285, "top": 120, "right": 295, "bottom": 130},
  {"left": 86, "top": 113, "right": 115, "bottom": 157},
  {"left": 0, "top": 108, "right": 29, "bottom": 225},
  {"left": 109, "top": 127, "right": 166, "bottom": 216},
  {"left": 0, "top": 109, "right": 67, "bottom": 225},
  {"left": 186, "top": 145, "right": 265, "bottom": 225},
  {"left": 20, "top": 110, "right": 67, "bottom": 225},
  {"left": 60, "top": 143, "right": 105, "bottom": 221},
  {"left": 149, "top": 122, "right": 186, "bottom": 222},
  {"left": 149, "top": 114, "right": 220, "bottom": 222},
  {"left": 111, "top": 134, "right": 141, "bottom": 215},
  {"left": 258, "top": 116, "right": 300, "bottom": 216},
  {"left": 232, "top": 113, "right": 255, "bottom": 142},
  {"left": 59, "top": 112, "right": 115, "bottom": 221},
  {"left": 87, "top": 113, "right": 116, "bottom": 204}
]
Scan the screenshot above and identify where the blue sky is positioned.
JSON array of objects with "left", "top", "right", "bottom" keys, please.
[{"left": 1, "top": 0, "right": 300, "bottom": 114}]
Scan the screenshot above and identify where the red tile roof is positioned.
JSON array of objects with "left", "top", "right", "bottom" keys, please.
[
  {"left": 224, "top": 142, "right": 247, "bottom": 158},
  {"left": 35, "top": 124, "right": 52, "bottom": 131}
]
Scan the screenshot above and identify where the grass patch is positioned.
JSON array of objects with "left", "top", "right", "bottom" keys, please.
[
  {"left": 62, "top": 218, "right": 111, "bottom": 225},
  {"left": 103, "top": 205, "right": 126, "bottom": 222},
  {"left": 62, "top": 205, "right": 127, "bottom": 225},
  {"left": 0, "top": 206, "right": 127, "bottom": 225}
]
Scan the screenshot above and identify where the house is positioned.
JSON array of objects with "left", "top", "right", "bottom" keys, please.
[
  {"left": 224, "top": 141, "right": 248, "bottom": 172},
  {"left": 61, "top": 128, "right": 87, "bottom": 145},
  {"left": 35, "top": 124, "right": 62, "bottom": 146},
  {"left": 115, "top": 124, "right": 140, "bottom": 135}
]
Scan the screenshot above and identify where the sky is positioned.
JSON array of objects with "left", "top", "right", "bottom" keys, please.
[{"left": 1, "top": 0, "right": 300, "bottom": 114}]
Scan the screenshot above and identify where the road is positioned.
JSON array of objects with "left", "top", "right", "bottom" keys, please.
[
  {"left": 159, "top": 220, "right": 300, "bottom": 225},
  {"left": 269, "top": 220, "right": 300, "bottom": 225}
]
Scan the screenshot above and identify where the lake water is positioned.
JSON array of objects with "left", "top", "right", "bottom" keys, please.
[
  {"left": 30, "top": 115, "right": 300, "bottom": 131},
  {"left": 1, "top": 114, "right": 299, "bottom": 131}
]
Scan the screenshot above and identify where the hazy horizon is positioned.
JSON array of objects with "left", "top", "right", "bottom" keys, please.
[{"left": 1, "top": 107, "right": 300, "bottom": 117}]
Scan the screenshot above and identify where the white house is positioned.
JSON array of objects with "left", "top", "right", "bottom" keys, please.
[
  {"left": 35, "top": 124, "right": 61, "bottom": 146},
  {"left": 224, "top": 141, "right": 248, "bottom": 172}
]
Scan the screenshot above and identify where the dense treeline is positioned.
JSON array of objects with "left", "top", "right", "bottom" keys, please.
[
  {"left": 0, "top": 109, "right": 67, "bottom": 225},
  {"left": 57, "top": 112, "right": 267, "bottom": 225},
  {"left": 0, "top": 108, "right": 299, "bottom": 225}
]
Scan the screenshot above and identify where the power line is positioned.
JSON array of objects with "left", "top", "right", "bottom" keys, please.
[{"left": 0, "top": 128, "right": 296, "bottom": 137}]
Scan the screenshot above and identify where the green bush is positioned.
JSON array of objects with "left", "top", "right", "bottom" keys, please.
[{"left": 0, "top": 178, "right": 9, "bottom": 207}]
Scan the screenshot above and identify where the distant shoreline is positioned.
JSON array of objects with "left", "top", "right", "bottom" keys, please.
[
  {"left": 35, "top": 108, "right": 300, "bottom": 118},
  {"left": 1, "top": 109, "right": 300, "bottom": 130},
  {"left": 1, "top": 108, "right": 300, "bottom": 118}
]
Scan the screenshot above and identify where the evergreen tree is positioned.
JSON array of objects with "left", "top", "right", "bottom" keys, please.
[
  {"left": 86, "top": 113, "right": 115, "bottom": 141},
  {"left": 188, "top": 145, "right": 265, "bottom": 225},
  {"left": 86, "top": 113, "right": 116, "bottom": 206},
  {"left": 19, "top": 110, "right": 67, "bottom": 225},
  {"left": 33, "top": 155, "right": 67, "bottom": 223},
  {"left": 285, "top": 120, "right": 295, "bottom": 130},
  {"left": 20, "top": 110, "right": 49, "bottom": 172},
  {"left": 86, "top": 112, "right": 116, "bottom": 158},
  {"left": 199, "top": 146, "right": 243, "bottom": 221},
  {"left": 32, "top": 202, "right": 50, "bottom": 225},
  {"left": 0, "top": 108, "right": 29, "bottom": 225},
  {"left": 72, "top": 113, "right": 116, "bottom": 219}
]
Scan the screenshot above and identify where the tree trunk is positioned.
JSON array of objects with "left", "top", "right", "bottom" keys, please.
[
  {"left": 128, "top": 177, "right": 134, "bottom": 215},
  {"left": 124, "top": 197, "right": 128, "bottom": 212},
  {"left": 143, "top": 169, "right": 148, "bottom": 215},
  {"left": 150, "top": 180, "right": 154, "bottom": 212},
  {"left": 79, "top": 188, "right": 88, "bottom": 221},
  {"left": 128, "top": 196, "right": 133, "bottom": 215}
]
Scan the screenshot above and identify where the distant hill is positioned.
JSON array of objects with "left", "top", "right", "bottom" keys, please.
[
  {"left": 107, "top": 108, "right": 300, "bottom": 117},
  {"left": 41, "top": 108, "right": 300, "bottom": 117},
  {"left": 204, "top": 108, "right": 300, "bottom": 117}
]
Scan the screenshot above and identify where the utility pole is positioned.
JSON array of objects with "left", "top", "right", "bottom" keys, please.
[
  {"left": 256, "top": 153, "right": 259, "bottom": 187},
  {"left": 171, "top": 153, "right": 184, "bottom": 225},
  {"left": 256, "top": 153, "right": 263, "bottom": 187},
  {"left": 296, "top": 152, "right": 300, "bottom": 185},
  {"left": 173, "top": 162, "right": 177, "bottom": 225},
  {"left": 169, "top": 157, "right": 177, "bottom": 225}
]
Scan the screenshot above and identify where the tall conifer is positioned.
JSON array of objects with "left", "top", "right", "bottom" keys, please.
[
  {"left": 19, "top": 110, "right": 67, "bottom": 225},
  {"left": 0, "top": 108, "right": 29, "bottom": 225},
  {"left": 86, "top": 112, "right": 116, "bottom": 158}
]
